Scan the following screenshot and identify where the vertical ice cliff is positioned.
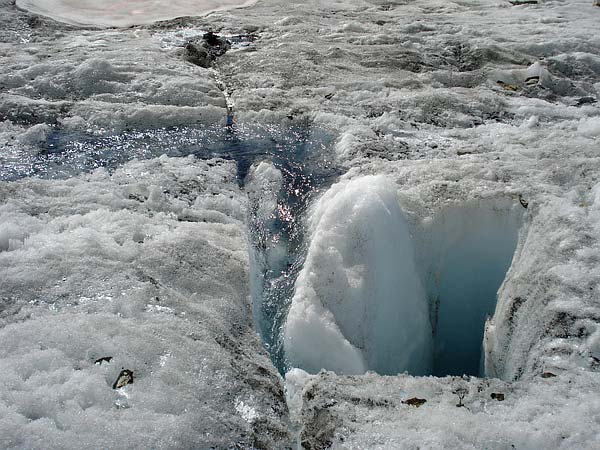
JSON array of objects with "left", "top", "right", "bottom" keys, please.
[
  {"left": 245, "top": 161, "right": 286, "bottom": 338},
  {"left": 486, "top": 189, "right": 600, "bottom": 380},
  {"left": 284, "top": 175, "right": 432, "bottom": 375},
  {"left": 414, "top": 200, "right": 523, "bottom": 376}
]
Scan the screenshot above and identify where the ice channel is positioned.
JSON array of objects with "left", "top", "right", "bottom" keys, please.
[
  {"left": 8, "top": 122, "right": 524, "bottom": 379},
  {"left": 1, "top": 121, "right": 339, "bottom": 376},
  {"left": 2, "top": 123, "right": 335, "bottom": 185}
]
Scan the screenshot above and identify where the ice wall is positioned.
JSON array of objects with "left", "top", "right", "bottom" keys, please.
[
  {"left": 245, "top": 161, "right": 286, "bottom": 337},
  {"left": 284, "top": 176, "right": 432, "bottom": 376},
  {"left": 15, "top": 0, "right": 258, "bottom": 27},
  {"left": 414, "top": 200, "right": 524, "bottom": 376},
  {"left": 486, "top": 190, "right": 600, "bottom": 380},
  {"left": 284, "top": 175, "right": 523, "bottom": 378}
]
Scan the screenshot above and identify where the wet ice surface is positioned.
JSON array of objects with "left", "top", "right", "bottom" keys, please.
[
  {"left": 16, "top": 0, "right": 257, "bottom": 27},
  {"left": 1, "top": 118, "right": 339, "bottom": 376},
  {"left": 244, "top": 132, "right": 339, "bottom": 374},
  {"left": 0, "top": 123, "right": 335, "bottom": 183},
  {"left": 0, "top": 121, "right": 339, "bottom": 379}
]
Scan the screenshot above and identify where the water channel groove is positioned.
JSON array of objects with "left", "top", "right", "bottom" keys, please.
[{"left": 6, "top": 122, "right": 523, "bottom": 378}]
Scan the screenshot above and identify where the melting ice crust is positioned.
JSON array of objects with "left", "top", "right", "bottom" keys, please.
[{"left": 3, "top": 0, "right": 600, "bottom": 448}]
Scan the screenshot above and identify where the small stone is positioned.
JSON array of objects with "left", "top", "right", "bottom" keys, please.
[
  {"left": 576, "top": 97, "right": 596, "bottom": 106},
  {"left": 94, "top": 356, "right": 113, "bottom": 365},
  {"left": 491, "top": 393, "right": 505, "bottom": 401},
  {"left": 541, "top": 372, "right": 557, "bottom": 378},
  {"left": 113, "top": 369, "right": 134, "bottom": 389},
  {"left": 519, "top": 195, "right": 529, "bottom": 209},
  {"left": 402, "top": 397, "right": 427, "bottom": 407},
  {"left": 524, "top": 75, "right": 540, "bottom": 86},
  {"left": 184, "top": 42, "right": 212, "bottom": 68},
  {"left": 202, "top": 32, "right": 231, "bottom": 57},
  {"left": 497, "top": 80, "right": 519, "bottom": 92},
  {"left": 202, "top": 31, "right": 221, "bottom": 46}
]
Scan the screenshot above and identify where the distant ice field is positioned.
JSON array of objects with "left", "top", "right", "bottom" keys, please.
[{"left": 15, "top": 0, "right": 258, "bottom": 27}]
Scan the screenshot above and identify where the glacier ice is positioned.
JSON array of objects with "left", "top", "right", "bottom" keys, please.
[
  {"left": 2, "top": 0, "right": 600, "bottom": 448},
  {"left": 0, "top": 156, "right": 290, "bottom": 448},
  {"left": 243, "top": 127, "right": 338, "bottom": 373},
  {"left": 284, "top": 178, "right": 523, "bottom": 378},
  {"left": 417, "top": 201, "right": 523, "bottom": 376},
  {"left": 16, "top": 0, "right": 258, "bottom": 27},
  {"left": 246, "top": 161, "right": 286, "bottom": 335}
]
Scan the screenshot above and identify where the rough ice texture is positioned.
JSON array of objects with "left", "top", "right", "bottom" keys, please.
[
  {"left": 245, "top": 161, "right": 285, "bottom": 330},
  {"left": 2, "top": 0, "right": 600, "bottom": 447},
  {"left": 16, "top": 0, "right": 258, "bottom": 27},
  {"left": 0, "top": 156, "right": 290, "bottom": 449},
  {"left": 284, "top": 175, "right": 432, "bottom": 375},
  {"left": 288, "top": 369, "right": 600, "bottom": 450}
]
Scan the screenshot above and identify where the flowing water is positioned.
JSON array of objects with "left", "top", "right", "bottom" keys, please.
[{"left": 2, "top": 122, "right": 339, "bottom": 375}]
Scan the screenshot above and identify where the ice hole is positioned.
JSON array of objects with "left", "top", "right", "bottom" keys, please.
[
  {"left": 283, "top": 177, "right": 524, "bottom": 378},
  {"left": 416, "top": 200, "right": 524, "bottom": 377}
]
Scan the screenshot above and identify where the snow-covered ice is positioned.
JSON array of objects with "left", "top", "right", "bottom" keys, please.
[
  {"left": 288, "top": 368, "right": 600, "bottom": 450},
  {"left": 16, "top": 0, "right": 258, "bottom": 27},
  {"left": 0, "top": 156, "right": 289, "bottom": 448},
  {"left": 2, "top": 0, "right": 600, "bottom": 448}
]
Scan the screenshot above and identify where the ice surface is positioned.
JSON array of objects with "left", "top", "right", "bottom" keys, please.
[
  {"left": 289, "top": 369, "right": 600, "bottom": 450},
  {"left": 16, "top": 0, "right": 258, "bottom": 27},
  {"left": 0, "top": 156, "right": 290, "bottom": 448},
  {"left": 0, "top": 27, "right": 227, "bottom": 144},
  {"left": 284, "top": 175, "right": 432, "bottom": 375},
  {"left": 3, "top": 0, "right": 600, "bottom": 447}
]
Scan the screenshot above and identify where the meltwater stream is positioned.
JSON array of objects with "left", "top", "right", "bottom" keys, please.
[
  {"left": 1, "top": 123, "right": 336, "bottom": 184},
  {"left": 1, "top": 122, "right": 338, "bottom": 375}
]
